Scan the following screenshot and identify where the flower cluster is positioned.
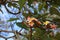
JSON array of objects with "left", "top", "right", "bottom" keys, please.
[{"left": 26, "top": 16, "right": 57, "bottom": 30}]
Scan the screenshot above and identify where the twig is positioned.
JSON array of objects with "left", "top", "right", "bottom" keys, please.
[
  {"left": 0, "top": 35, "right": 6, "bottom": 39},
  {"left": 29, "top": 27, "right": 32, "bottom": 40},
  {"left": 0, "top": 30, "right": 24, "bottom": 36}
]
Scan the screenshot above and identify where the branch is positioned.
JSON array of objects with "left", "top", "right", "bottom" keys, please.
[
  {"left": 0, "top": 30, "right": 27, "bottom": 39},
  {"left": 7, "top": 35, "right": 15, "bottom": 39},
  {"left": 4, "top": 4, "right": 21, "bottom": 15},
  {"left": 0, "top": 30, "right": 24, "bottom": 36},
  {"left": 0, "top": 35, "right": 6, "bottom": 39}
]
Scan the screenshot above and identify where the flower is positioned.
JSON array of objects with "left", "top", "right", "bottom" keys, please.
[
  {"left": 43, "top": 21, "right": 50, "bottom": 25},
  {"left": 50, "top": 24, "right": 57, "bottom": 29},
  {"left": 26, "top": 16, "right": 41, "bottom": 27},
  {"left": 46, "top": 23, "right": 57, "bottom": 30}
]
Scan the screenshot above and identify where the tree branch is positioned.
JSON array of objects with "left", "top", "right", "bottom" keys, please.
[{"left": 0, "top": 30, "right": 24, "bottom": 36}]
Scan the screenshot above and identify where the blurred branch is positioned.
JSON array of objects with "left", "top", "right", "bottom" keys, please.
[
  {"left": 0, "top": 30, "right": 27, "bottom": 40},
  {"left": 19, "top": 28, "right": 23, "bottom": 33},
  {"left": 0, "top": 30, "right": 24, "bottom": 36},
  {"left": 29, "top": 27, "right": 32, "bottom": 40},
  {"left": 4, "top": 4, "right": 21, "bottom": 15},
  {"left": 7, "top": 35, "right": 15, "bottom": 39},
  {"left": 0, "top": 35, "right": 6, "bottom": 39}
]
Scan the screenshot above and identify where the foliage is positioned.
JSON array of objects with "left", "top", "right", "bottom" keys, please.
[
  {"left": 0, "top": 0, "right": 60, "bottom": 40},
  {"left": 18, "top": 0, "right": 26, "bottom": 10},
  {"left": 7, "top": 18, "right": 19, "bottom": 22},
  {"left": 16, "top": 22, "right": 28, "bottom": 30}
]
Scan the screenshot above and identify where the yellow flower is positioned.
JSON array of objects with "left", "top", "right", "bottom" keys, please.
[{"left": 43, "top": 21, "right": 50, "bottom": 25}]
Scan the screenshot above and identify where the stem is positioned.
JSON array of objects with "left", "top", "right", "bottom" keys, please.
[
  {"left": 5, "top": 38, "right": 7, "bottom": 40},
  {"left": 19, "top": 28, "right": 23, "bottom": 33},
  {"left": 29, "top": 27, "right": 32, "bottom": 40}
]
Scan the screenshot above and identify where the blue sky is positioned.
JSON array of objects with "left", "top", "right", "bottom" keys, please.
[
  {"left": 0, "top": 5, "right": 21, "bottom": 40},
  {"left": 0, "top": 4, "right": 35, "bottom": 40}
]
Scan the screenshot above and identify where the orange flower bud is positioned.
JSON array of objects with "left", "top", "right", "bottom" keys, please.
[{"left": 26, "top": 16, "right": 41, "bottom": 27}]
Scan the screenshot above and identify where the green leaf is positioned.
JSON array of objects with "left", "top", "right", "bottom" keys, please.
[
  {"left": 38, "top": 2, "right": 46, "bottom": 11},
  {"left": 32, "top": 28, "right": 46, "bottom": 40},
  {"left": 8, "top": 2, "right": 18, "bottom": 8},
  {"left": 55, "top": 33, "right": 60, "bottom": 40},
  {"left": 53, "top": 18, "right": 60, "bottom": 22},
  {"left": 38, "top": 3, "right": 43, "bottom": 11},
  {"left": 42, "top": 35, "right": 53, "bottom": 40},
  {"left": 33, "top": 14, "right": 41, "bottom": 18},
  {"left": 23, "top": 13, "right": 28, "bottom": 18},
  {"left": 50, "top": 7, "right": 60, "bottom": 16},
  {"left": 23, "top": 12, "right": 33, "bottom": 18},
  {"left": 28, "top": 0, "right": 34, "bottom": 6},
  {"left": 34, "top": 9, "right": 38, "bottom": 15},
  {"left": 37, "top": 0, "right": 42, "bottom": 2},
  {"left": 44, "top": 4, "right": 48, "bottom": 11},
  {"left": 16, "top": 22, "right": 28, "bottom": 30},
  {"left": 18, "top": 0, "right": 26, "bottom": 10},
  {"left": 7, "top": 18, "right": 19, "bottom": 22},
  {"left": 50, "top": 0, "right": 60, "bottom": 7},
  {"left": 8, "top": 2, "right": 12, "bottom": 7},
  {"left": 12, "top": 3, "right": 18, "bottom": 8}
]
